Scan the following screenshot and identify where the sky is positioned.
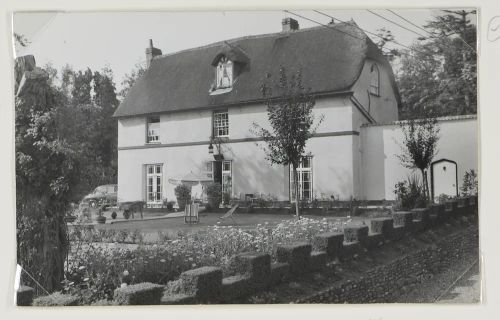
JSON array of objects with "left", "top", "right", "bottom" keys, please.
[{"left": 12, "top": 9, "right": 477, "bottom": 91}]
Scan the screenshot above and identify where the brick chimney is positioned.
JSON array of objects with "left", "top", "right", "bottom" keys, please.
[
  {"left": 282, "top": 17, "right": 299, "bottom": 32},
  {"left": 145, "top": 39, "right": 162, "bottom": 67}
]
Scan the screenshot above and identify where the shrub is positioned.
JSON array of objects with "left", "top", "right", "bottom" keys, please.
[
  {"left": 113, "top": 282, "right": 165, "bottom": 305},
  {"left": 175, "top": 184, "right": 191, "bottom": 211},
  {"left": 65, "top": 217, "right": 345, "bottom": 304},
  {"left": 33, "top": 292, "right": 80, "bottom": 306},
  {"left": 436, "top": 193, "right": 453, "bottom": 204},
  {"left": 461, "top": 169, "right": 478, "bottom": 196},
  {"left": 205, "top": 183, "right": 222, "bottom": 210},
  {"left": 111, "top": 211, "right": 117, "bottom": 219},
  {"left": 393, "top": 174, "right": 426, "bottom": 210}
]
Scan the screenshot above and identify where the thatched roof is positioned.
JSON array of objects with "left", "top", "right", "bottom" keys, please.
[{"left": 114, "top": 21, "right": 400, "bottom": 118}]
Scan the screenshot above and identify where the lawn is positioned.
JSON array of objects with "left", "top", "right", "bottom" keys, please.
[{"left": 93, "top": 211, "right": 370, "bottom": 241}]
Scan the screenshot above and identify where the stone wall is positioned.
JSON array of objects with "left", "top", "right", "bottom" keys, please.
[{"left": 19, "top": 196, "right": 478, "bottom": 306}]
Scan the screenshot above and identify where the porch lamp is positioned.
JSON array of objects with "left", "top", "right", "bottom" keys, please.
[{"left": 208, "top": 142, "right": 214, "bottom": 154}]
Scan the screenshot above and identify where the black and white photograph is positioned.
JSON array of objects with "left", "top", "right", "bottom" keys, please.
[{"left": 12, "top": 8, "right": 479, "bottom": 306}]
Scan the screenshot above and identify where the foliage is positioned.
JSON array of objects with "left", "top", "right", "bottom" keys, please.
[
  {"left": 436, "top": 193, "right": 454, "bottom": 204},
  {"left": 205, "top": 182, "right": 222, "bottom": 198},
  {"left": 251, "top": 67, "right": 323, "bottom": 217},
  {"left": 397, "top": 117, "right": 440, "bottom": 202},
  {"left": 205, "top": 182, "right": 222, "bottom": 210},
  {"left": 174, "top": 184, "right": 191, "bottom": 210},
  {"left": 33, "top": 292, "right": 80, "bottom": 306},
  {"left": 119, "top": 62, "right": 146, "bottom": 100},
  {"left": 395, "top": 10, "right": 477, "bottom": 119},
  {"left": 375, "top": 28, "right": 400, "bottom": 62},
  {"left": 460, "top": 169, "right": 478, "bottom": 196},
  {"left": 15, "top": 60, "right": 77, "bottom": 293},
  {"left": 64, "top": 217, "right": 346, "bottom": 304},
  {"left": 393, "top": 174, "right": 426, "bottom": 210}
]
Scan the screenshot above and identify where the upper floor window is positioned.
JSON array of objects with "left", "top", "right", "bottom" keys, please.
[
  {"left": 369, "top": 64, "right": 380, "bottom": 96},
  {"left": 147, "top": 117, "right": 160, "bottom": 143},
  {"left": 213, "top": 110, "right": 229, "bottom": 137},
  {"left": 215, "top": 57, "right": 233, "bottom": 89}
]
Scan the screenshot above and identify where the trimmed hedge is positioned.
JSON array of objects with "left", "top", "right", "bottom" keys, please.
[
  {"left": 113, "top": 282, "right": 164, "bottom": 305},
  {"left": 33, "top": 292, "right": 80, "bottom": 306}
]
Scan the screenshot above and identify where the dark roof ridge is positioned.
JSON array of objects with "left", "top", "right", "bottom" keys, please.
[{"left": 152, "top": 21, "right": 362, "bottom": 62}]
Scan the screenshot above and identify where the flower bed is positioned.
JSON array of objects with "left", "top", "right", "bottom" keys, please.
[{"left": 64, "top": 217, "right": 347, "bottom": 304}]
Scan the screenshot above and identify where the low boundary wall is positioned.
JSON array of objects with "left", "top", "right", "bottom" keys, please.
[{"left": 21, "top": 196, "right": 478, "bottom": 306}]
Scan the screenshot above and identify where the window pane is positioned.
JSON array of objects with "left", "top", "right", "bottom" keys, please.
[{"left": 156, "top": 165, "right": 161, "bottom": 174}]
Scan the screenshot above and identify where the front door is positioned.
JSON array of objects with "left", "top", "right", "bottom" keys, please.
[
  {"left": 146, "top": 164, "right": 163, "bottom": 207},
  {"left": 212, "top": 160, "right": 232, "bottom": 200}
]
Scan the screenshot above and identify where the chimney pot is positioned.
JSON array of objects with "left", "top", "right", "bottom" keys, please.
[{"left": 282, "top": 17, "right": 299, "bottom": 32}]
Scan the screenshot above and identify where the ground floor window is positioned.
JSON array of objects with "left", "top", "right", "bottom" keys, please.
[
  {"left": 290, "top": 156, "right": 313, "bottom": 201},
  {"left": 146, "top": 164, "right": 163, "bottom": 207}
]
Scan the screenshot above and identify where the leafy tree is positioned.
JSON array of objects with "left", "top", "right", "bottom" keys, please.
[
  {"left": 15, "top": 58, "right": 78, "bottom": 292},
  {"left": 395, "top": 10, "right": 477, "bottom": 119},
  {"left": 55, "top": 66, "right": 119, "bottom": 201},
  {"left": 397, "top": 117, "right": 440, "bottom": 203},
  {"left": 375, "top": 28, "right": 400, "bottom": 62},
  {"left": 119, "top": 62, "right": 146, "bottom": 100},
  {"left": 251, "top": 67, "right": 323, "bottom": 217}
]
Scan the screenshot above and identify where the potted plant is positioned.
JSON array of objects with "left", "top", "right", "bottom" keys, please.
[
  {"left": 205, "top": 182, "right": 222, "bottom": 211},
  {"left": 175, "top": 184, "right": 191, "bottom": 211}
]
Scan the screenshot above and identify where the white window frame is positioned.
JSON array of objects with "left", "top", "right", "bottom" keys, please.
[
  {"left": 146, "top": 164, "right": 163, "bottom": 207},
  {"left": 290, "top": 156, "right": 313, "bottom": 202},
  {"left": 215, "top": 57, "right": 233, "bottom": 89},
  {"left": 147, "top": 117, "right": 160, "bottom": 143},
  {"left": 213, "top": 111, "right": 229, "bottom": 138},
  {"left": 369, "top": 64, "right": 380, "bottom": 96},
  {"left": 222, "top": 161, "right": 232, "bottom": 197}
]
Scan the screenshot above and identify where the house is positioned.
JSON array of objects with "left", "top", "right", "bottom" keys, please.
[{"left": 114, "top": 18, "right": 476, "bottom": 207}]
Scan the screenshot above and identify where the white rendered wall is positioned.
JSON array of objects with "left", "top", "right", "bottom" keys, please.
[{"left": 361, "top": 116, "right": 478, "bottom": 200}]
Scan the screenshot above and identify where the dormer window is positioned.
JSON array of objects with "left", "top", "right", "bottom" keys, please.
[
  {"left": 216, "top": 56, "right": 233, "bottom": 89},
  {"left": 369, "top": 64, "right": 380, "bottom": 96}
]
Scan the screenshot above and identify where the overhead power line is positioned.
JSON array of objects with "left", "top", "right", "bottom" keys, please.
[
  {"left": 366, "top": 9, "right": 428, "bottom": 38},
  {"left": 387, "top": 9, "right": 477, "bottom": 54},
  {"left": 386, "top": 9, "right": 435, "bottom": 37},
  {"left": 431, "top": 14, "right": 477, "bottom": 54},
  {"left": 311, "top": 10, "right": 431, "bottom": 58},
  {"left": 283, "top": 10, "right": 364, "bottom": 41}
]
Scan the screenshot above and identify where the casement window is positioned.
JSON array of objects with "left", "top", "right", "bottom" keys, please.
[
  {"left": 147, "top": 117, "right": 160, "bottom": 143},
  {"left": 215, "top": 56, "right": 233, "bottom": 89},
  {"left": 213, "top": 110, "right": 229, "bottom": 137},
  {"left": 146, "top": 164, "right": 163, "bottom": 207},
  {"left": 290, "top": 156, "right": 313, "bottom": 201},
  {"left": 369, "top": 64, "right": 380, "bottom": 96}
]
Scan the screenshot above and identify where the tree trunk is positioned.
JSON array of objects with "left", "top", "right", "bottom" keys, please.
[
  {"left": 293, "top": 164, "right": 300, "bottom": 218},
  {"left": 421, "top": 168, "right": 429, "bottom": 203}
]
